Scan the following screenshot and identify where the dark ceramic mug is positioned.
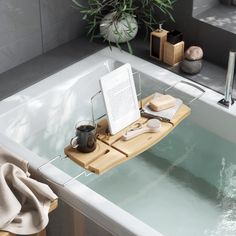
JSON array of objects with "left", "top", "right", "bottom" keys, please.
[{"left": 70, "top": 120, "right": 97, "bottom": 153}]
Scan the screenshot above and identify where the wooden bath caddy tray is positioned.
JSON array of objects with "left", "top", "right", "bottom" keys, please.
[{"left": 64, "top": 96, "right": 191, "bottom": 174}]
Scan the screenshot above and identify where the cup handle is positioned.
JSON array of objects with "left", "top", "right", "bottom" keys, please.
[{"left": 70, "top": 136, "right": 79, "bottom": 148}]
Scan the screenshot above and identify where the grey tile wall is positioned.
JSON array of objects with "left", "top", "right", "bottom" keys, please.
[
  {"left": 1, "top": 0, "right": 236, "bottom": 74},
  {"left": 0, "top": 0, "right": 86, "bottom": 74},
  {"left": 40, "top": 0, "right": 86, "bottom": 52},
  {"left": 0, "top": 0, "right": 42, "bottom": 74}
]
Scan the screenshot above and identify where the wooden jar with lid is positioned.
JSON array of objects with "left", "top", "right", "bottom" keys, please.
[{"left": 163, "top": 30, "right": 184, "bottom": 66}]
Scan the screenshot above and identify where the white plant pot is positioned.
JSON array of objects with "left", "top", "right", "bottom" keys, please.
[{"left": 100, "top": 12, "right": 138, "bottom": 43}]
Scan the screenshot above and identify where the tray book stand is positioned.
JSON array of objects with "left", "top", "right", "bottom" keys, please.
[
  {"left": 64, "top": 77, "right": 207, "bottom": 175},
  {"left": 65, "top": 95, "right": 191, "bottom": 174},
  {"left": 36, "top": 76, "right": 205, "bottom": 186}
]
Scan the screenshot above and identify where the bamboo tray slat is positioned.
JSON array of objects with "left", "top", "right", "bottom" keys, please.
[
  {"left": 64, "top": 140, "right": 126, "bottom": 174},
  {"left": 112, "top": 104, "right": 190, "bottom": 157},
  {"left": 64, "top": 95, "right": 191, "bottom": 175},
  {"left": 96, "top": 117, "right": 148, "bottom": 145}
]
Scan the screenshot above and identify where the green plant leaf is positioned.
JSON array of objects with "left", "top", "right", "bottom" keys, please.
[{"left": 72, "top": 0, "right": 176, "bottom": 52}]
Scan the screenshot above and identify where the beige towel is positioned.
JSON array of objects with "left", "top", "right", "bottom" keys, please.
[{"left": 0, "top": 145, "right": 58, "bottom": 235}]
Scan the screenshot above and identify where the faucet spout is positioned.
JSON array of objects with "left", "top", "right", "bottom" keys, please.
[{"left": 218, "top": 51, "right": 236, "bottom": 108}]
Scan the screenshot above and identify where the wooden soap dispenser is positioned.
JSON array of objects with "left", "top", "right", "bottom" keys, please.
[{"left": 150, "top": 24, "right": 168, "bottom": 61}]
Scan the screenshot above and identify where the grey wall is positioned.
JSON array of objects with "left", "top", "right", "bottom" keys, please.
[
  {"left": 0, "top": 0, "right": 85, "bottom": 74},
  {"left": 166, "top": 0, "right": 236, "bottom": 67},
  {"left": 1, "top": 0, "right": 236, "bottom": 74}
]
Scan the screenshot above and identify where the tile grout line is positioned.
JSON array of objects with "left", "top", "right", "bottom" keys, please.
[{"left": 38, "top": 0, "right": 45, "bottom": 53}]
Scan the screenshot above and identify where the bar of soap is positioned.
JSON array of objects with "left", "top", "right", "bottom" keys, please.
[{"left": 149, "top": 95, "right": 176, "bottom": 111}]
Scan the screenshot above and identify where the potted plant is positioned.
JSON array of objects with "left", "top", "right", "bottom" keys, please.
[{"left": 72, "top": 0, "right": 176, "bottom": 52}]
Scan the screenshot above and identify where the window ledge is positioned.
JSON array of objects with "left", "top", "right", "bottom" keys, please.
[{"left": 194, "top": 4, "right": 236, "bottom": 34}]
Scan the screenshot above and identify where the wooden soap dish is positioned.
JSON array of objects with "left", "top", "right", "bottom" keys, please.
[{"left": 64, "top": 95, "right": 191, "bottom": 175}]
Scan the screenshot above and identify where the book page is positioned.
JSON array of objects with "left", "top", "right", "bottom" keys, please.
[{"left": 107, "top": 78, "right": 136, "bottom": 121}]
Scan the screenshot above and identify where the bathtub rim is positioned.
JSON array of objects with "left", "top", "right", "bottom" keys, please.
[
  {"left": 0, "top": 49, "right": 164, "bottom": 236},
  {"left": 1, "top": 47, "right": 236, "bottom": 236}
]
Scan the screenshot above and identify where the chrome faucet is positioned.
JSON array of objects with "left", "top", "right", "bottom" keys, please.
[{"left": 218, "top": 51, "right": 236, "bottom": 108}]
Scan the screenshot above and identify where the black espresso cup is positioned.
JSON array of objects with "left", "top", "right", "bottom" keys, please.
[{"left": 70, "top": 120, "right": 97, "bottom": 153}]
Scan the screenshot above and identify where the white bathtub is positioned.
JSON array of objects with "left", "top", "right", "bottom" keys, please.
[{"left": 0, "top": 47, "right": 236, "bottom": 236}]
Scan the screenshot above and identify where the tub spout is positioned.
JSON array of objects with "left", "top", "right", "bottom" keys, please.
[{"left": 218, "top": 51, "right": 236, "bottom": 108}]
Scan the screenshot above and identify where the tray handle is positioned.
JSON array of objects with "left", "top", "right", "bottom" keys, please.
[
  {"left": 164, "top": 80, "right": 205, "bottom": 105},
  {"left": 37, "top": 155, "right": 92, "bottom": 187}
]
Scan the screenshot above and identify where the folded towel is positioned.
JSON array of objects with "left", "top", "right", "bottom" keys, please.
[{"left": 0, "top": 145, "right": 57, "bottom": 235}]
